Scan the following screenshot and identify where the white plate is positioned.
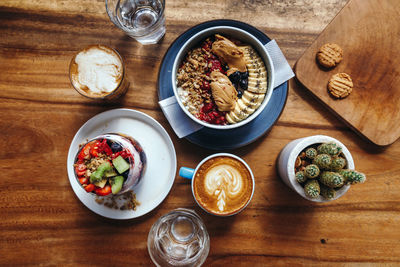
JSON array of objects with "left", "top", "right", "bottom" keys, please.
[{"left": 67, "top": 108, "right": 177, "bottom": 219}]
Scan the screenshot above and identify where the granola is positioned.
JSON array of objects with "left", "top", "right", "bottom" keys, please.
[{"left": 176, "top": 34, "right": 268, "bottom": 125}]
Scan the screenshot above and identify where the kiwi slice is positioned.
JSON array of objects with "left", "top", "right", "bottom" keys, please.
[
  {"left": 112, "top": 156, "right": 130, "bottom": 174},
  {"left": 90, "top": 162, "right": 112, "bottom": 183},
  {"left": 110, "top": 176, "right": 124, "bottom": 194}
]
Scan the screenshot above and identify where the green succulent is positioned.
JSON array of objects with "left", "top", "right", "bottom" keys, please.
[
  {"left": 317, "top": 142, "right": 342, "bottom": 156},
  {"left": 330, "top": 156, "right": 347, "bottom": 171},
  {"left": 295, "top": 171, "right": 307, "bottom": 183},
  {"left": 304, "top": 164, "right": 320, "bottom": 179},
  {"left": 305, "top": 148, "right": 318, "bottom": 160},
  {"left": 320, "top": 171, "right": 344, "bottom": 188},
  {"left": 339, "top": 169, "right": 366, "bottom": 184},
  {"left": 304, "top": 180, "right": 320, "bottom": 199},
  {"left": 294, "top": 142, "right": 366, "bottom": 201},
  {"left": 313, "top": 154, "right": 332, "bottom": 170},
  {"left": 320, "top": 185, "right": 336, "bottom": 200}
]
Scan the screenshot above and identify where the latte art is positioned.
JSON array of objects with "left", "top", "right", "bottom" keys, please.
[
  {"left": 205, "top": 165, "right": 244, "bottom": 212},
  {"left": 193, "top": 156, "right": 253, "bottom": 216}
]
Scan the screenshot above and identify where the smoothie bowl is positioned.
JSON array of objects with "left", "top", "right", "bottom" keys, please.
[
  {"left": 73, "top": 133, "right": 146, "bottom": 197},
  {"left": 172, "top": 26, "right": 275, "bottom": 129}
]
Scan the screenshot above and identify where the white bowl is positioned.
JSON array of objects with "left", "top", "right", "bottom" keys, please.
[
  {"left": 277, "top": 135, "right": 353, "bottom": 202},
  {"left": 172, "top": 26, "right": 275, "bottom": 130}
]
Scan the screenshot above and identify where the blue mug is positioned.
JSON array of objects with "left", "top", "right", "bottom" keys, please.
[{"left": 179, "top": 153, "right": 255, "bottom": 216}]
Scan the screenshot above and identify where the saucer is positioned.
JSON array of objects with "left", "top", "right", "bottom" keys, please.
[
  {"left": 158, "top": 19, "right": 288, "bottom": 150},
  {"left": 67, "top": 109, "right": 177, "bottom": 219}
]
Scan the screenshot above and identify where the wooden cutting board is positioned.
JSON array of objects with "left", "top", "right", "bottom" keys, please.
[{"left": 295, "top": 0, "right": 400, "bottom": 146}]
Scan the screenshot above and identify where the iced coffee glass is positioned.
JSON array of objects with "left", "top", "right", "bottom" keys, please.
[{"left": 69, "top": 45, "right": 129, "bottom": 100}]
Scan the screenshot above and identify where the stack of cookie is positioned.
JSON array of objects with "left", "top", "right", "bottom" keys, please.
[{"left": 316, "top": 43, "right": 353, "bottom": 99}]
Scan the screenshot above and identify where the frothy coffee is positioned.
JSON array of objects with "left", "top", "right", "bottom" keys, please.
[
  {"left": 69, "top": 45, "right": 126, "bottom": 99},
  {"left": 193, "top": 156, "right": 253, "bottom": 216}
]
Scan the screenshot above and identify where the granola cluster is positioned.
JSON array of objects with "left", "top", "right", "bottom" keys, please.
[{"left": 176, "top": 43, "right": 214, "bottom": 115}]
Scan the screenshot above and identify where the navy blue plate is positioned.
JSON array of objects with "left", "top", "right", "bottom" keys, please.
[{"left": 157, "top": 19, "right": 288, "bottom": 150}]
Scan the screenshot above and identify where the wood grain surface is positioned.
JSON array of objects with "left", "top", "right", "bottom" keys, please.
[
  {"left": 1, "top": 0, "right": 400, "bottom": 266},
  {"left": 295, "top": 0, "right": 400, "bottom": 146}
]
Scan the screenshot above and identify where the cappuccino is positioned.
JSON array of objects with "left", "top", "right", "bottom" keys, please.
[
  {"left": 69, "top": 45, "right": 127, "bottom": 99},
  {"left": 193, "top": 156, "right": 253, "bottom": 216}
]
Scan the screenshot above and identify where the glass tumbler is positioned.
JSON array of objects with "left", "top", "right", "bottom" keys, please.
[
  {"left": 147, "top": 208, "right": 210, "bottom": 267},
  {"left": 105, "top": 0, "right": 165, "bottom": 45}
]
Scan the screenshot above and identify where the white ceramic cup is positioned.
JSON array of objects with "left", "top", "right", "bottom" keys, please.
[
  {"left": 277, "top": 135, "right": 353, "bottom": 202},
  {"left": 172, "top": 26, "right": 275, "bottom": 130},
  {"left": 179, "top": 153, "right": 255, "bottom": 216}
]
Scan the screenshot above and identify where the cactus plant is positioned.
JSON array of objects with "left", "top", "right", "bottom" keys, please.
[
  {"left": 339, "top": 169, "right": 366, "bottom": 184},
  {"left": 320, "top": 171, "right": 344, "bottom": 188},
  {"left": 304, "top": 180, "right": 320, "bottom": 199},
  {"left": 320, "top": 185, "right": 336, "bottom": 200},
  {"left": 304, "top": 164, "right": 320, "bottom": 179},
  {"left": 295, "top": 171, "right": 307, "bottom": 183},
  {"left": 295, "top": 141, "right": 365, "bottom": 200},
  {"left": 305, "top": 147, "right": 318, "bottom": 159},
  {"left": 317, "top": 142, "right": 342, "bottom": 156},
  {"left": 313, "top": 154, "right": 332, "bottom": 170},
  {"left": 330, "top": 156, "right": 347, "bottom": 171}
]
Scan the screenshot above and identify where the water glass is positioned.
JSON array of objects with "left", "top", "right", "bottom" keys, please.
[
  {"left": 147, "top": 208, "right": 210, "bottom": 266},
  {"left": 105, "top": 0, "right": 166, "bottom": 45}
]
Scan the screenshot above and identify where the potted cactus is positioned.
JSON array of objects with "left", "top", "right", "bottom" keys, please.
[{"left": 277, "top": 135, "right": 366, "bottom": 202}]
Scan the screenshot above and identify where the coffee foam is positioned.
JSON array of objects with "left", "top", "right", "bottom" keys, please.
[
  {"left": 72, "top": 45, "right": 123, "bottom": 95},
  {"left": 204, "top": 164, "right": 244, "bottom": 212},
  {"left": 193, "top": 156, "right": 253, "bottom": 216}
]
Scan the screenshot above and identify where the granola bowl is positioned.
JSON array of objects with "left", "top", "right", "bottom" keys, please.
[{"left": 172, "top": 26, "right": 275, "bottom": 130}]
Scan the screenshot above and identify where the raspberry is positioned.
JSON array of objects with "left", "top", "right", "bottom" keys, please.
[
  {"left": 209, "top": 59, "right": 223, "bottom": 72},
  {"left": 202, "top": 80, "right": 211, "bottom": 91},
  {"left": 201, "top": 103, "right": 213, "bottom": 113},
  {"left": 211, "top": 111, "right": 219, "bottom": 118}
]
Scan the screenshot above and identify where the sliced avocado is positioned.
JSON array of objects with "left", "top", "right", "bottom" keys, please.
[
  {"left": 105, "top": 169, "right": 118, "bottom": 178},
  {"left": 112, "top": 156, "right": 130, "bottom": 174},
  {"left": 90, "top": 161, "right": 112, "bottom": 183},
  {"left": 110, "top": 176, "right": 124, "bottom": 194},
  {"left": 93, "top": 178, "right": 107, "bottom": 188}
]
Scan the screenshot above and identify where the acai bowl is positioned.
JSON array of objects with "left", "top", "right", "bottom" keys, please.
[
  {"left": 172, "top": 26, "right": 275, "bottom": 130},
  {"left": 73, "top": 133, "right": 146, "bottom": 197}
]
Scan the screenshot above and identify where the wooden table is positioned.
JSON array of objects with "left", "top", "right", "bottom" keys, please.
[{"left": 1, "top": 0, "right": 400, "bottom": 265}]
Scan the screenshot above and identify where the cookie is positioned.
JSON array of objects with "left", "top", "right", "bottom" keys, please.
[
  {"left": 317, "top": 43, "right": 343, "bottom": 68},
  {"left": 328, "top": 73, "right": 353, "bottom": 99}
]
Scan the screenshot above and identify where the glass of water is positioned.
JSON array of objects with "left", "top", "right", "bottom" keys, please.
[
  {"left": 105, "top": 0, "right": 166, "bottom": 45},
  {"left": 147, "top": 208, "right": 210, "bottom": 267}
]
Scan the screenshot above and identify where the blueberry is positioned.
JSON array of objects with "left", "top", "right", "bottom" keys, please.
[
  {"left": 111, "top": 142, "right": 123, "bottom": 152},
  {"left": 228, "top": 71, "right": 241, "bottom": 84},
  {"left": 106, "top": 139, "right": 113, "bottom": 147},
  {"left": 222, "top": 64, "right": 229, "bottom": 72},
  {"left": 239, "top": 78, "right": 248, "bottom": 90},
  {"left": 240, "top": 71, "right": 249, "bottom": 79},
  {"left": 122, "top": 170, "right": 129, "bottom": 180},
  {"left": 237, "top": 90, "right": 243, "bottom": 98}
]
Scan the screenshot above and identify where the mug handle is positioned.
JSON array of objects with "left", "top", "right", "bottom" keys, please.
[{"left": 179, "top": 167, "right": 195, "bottom": 180}]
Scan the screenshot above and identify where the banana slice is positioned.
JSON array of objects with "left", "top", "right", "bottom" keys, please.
[
  {"left": 233, "top": 100, "right": 254, "bottom": 119},
  {"left": 225, "top": 45, "right": 268, "bottom": 124},
  {"left": 242, "top": 90, "right": 265, "bottom": 109},
  {"left": 226, "top": 113, "right": 237, "bottom": 124},
  {"left": 237, "top": 99, "right": 255, "bottom": 114}
]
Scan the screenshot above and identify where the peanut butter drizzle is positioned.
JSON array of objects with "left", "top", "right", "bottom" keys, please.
[
  {"left": 210, "top": 71, "right": 237, "bottom": 112},
  {"left": 211, "top": 34, "right": 247, "bottom": 75}
]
